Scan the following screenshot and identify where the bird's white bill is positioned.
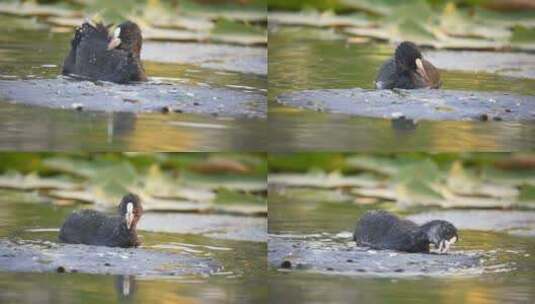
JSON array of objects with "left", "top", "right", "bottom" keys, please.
[
  {"left": 415, "top": 58, "right": 428, "bottom": 81},
  {"left": 122, "top": 277, "right": 131, "bottom": 296},
  {"left": 107, "top": 27, "right": 121, "bottom": 50},
  {"left": 436, "top": 236, "right": 457, "bottom": 254},
  {"left": 125, "top": 202, "right": 134, "bottom": 229}
]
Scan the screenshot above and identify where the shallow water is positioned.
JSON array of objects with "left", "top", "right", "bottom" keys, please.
[
  {"left": 0, "top": 17, "right": 267, "bottom": 151},
  {"left": 268, "top": 27, "right": 535, "bottom": 151},
  {"left": 0, "top": 191, "right": 267, "bottom": 303},
  {"left": 267, "top": 192, "right": 535, "bottom": 303}
]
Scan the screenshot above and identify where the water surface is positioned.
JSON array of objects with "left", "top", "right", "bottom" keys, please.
[
  {"left": 0, "top": 191, "right": 267, "bottom": 303},
  {"left": 268, "top": 27, "right": 535, "bottom": 151},
  {"left": 0, "top": 17, "right": 266, "bottom": 151},
  {"left": 267, "top": 192, "right": 535, "bottom": 303}
]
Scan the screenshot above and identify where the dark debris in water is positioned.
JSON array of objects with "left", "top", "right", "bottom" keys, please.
[
  {"left": 277, "top": 88, "right": 535, "bottom": 121},
  {"left": 0, "top": 78, "right": 266, "bottom": 119},
  {"left": 268, "top": 236, "right": 481, "bottom": 277},
  {"left": 0, "top": 239, "right": 220, "bottom": 276}
]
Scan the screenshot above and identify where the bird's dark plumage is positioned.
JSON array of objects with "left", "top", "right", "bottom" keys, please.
[
  {"left": 375, "top": 41, "right": 441, "bottom": 90},
  {"left": 59, "top": 193, "right": 143, "bottom": 248},
  {"left": 62, "top": 21, "right": 147, "bottom": 83},
  {"left": 353, "top": 210, "right": 458, "bottom": 254}
]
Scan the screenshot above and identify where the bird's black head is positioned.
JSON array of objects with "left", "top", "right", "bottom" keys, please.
[
  {"left": 394, "top": 41, "right": 423, "bottom": 72},
  {"left": 420, "top": 220, "right": 458, "bottom": 254},
  {"left": 118, "top": 193, "right": 143, "bottom": 230},
  {"left": 108, "top": 21, "right": 143, "bottom": 56}
]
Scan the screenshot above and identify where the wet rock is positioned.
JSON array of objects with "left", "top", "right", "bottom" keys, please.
[
  {"left": 268, "top": 236, "right": 481, "bottom": 276},
  {"left": 0, "top": 239, "right": 219, "bottom": 276},
  {"left": 277, "top": 88, "right": 535, "bottom": 121},
  {"left": 0, "top": 78, "right": 266, "bottom": 119}
]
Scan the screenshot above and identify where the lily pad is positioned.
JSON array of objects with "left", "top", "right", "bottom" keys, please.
[
  {"left": 141, "top": 25, "right": 266, "bottom": 46},
  {"left": 439, "top": 3, "right": 511, "bottom": 41},
  {"left": 269, "top": 172, "right": 381, "bottom": 188},
  {"left": 480, "top": 162, "right": 535, "bottom": 185},
  {"left": 276, "top": 88, "right": 535, "bottom": 121},
  {"left": 152, "top": 16, "right": 214, "bottom": 32},
  {"left": 186, "top": 11, "right": 266, "bottom": 23},
  {"left": 447, "top": 161, "right": 519, "bottom": 198},
  {"left": 142, "top": 26, "right": 210, "bottom": 42},
  {"left": 146, "top": 11, "right": 214, "bottom": 32},
  {"left": 180, "top": 172, "right": 267, "bottom": 193},
  {"left": 268, "top": 11, "right": 371, "bottom": 28},
  {"left": 0, "top": 172, "right": 77, "bottom": 191},
  {"left": 339, "top": 2, "right": 535, "bottom": 51},
  {"left": 42, "top": 157, "right": 96, "bottom": 178},
  {"left": 0, "top": 239, "right": 220, "bottom": 276},
  {"left": 0, "top": 78, "right": 266, "bottom": 118},
  {"left": 142, "top": 165, "right": 216, "bottom": 202},
  {"left": 345, "top": 155, "right": 405, "bottom": 176},
  {"left": 474, "top": 8, "right": 535, "bottom": 29},
  {"left": 0, "top": 2, "right": 78, "bottom": 18},
  {"left": 46, "top": 189, "right": 95, "bottom": 204},
  {"left": 42, "top": 16, "right": 83, "bottom": 28},
  {"left": 339, "top": 0, "right": 392, "bottom": 16},
  {"left": 344, "top": 27, "right": 391, "bottom": 41},
  {"left": 351, "top": 187, "right": 397, "bottom": 201}
]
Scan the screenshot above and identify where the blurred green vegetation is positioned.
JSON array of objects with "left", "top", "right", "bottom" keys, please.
[
  {"left": 269, "top": 0, "right": 346, "bottom": 12},
  {"left": 268, "top": 0, "right": 535, "bottom": 50},
  {"left": 268, "top": 152, "right": 525, "bottom": 173},
  {"left": 0, "top": 153, "right": 267, "bottom": 214},
  {"left": 0, "top": 152, "right": 267, "bottom": 176},
  {"left": 0, "top": 0, "right": 267, "bottom": 44},
  {"left": 269, "top": 153, "right": 535, "bottom": 209},
  {"left": 268, "top": 0, "right": 529, "bottom": 12}
]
